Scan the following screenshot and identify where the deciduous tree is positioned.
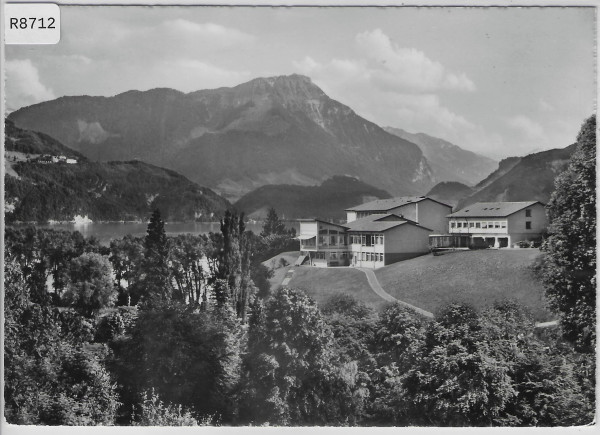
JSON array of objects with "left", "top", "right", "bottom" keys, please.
[{"left": 542, "top": 115, "right": 596, "bottom": 352}]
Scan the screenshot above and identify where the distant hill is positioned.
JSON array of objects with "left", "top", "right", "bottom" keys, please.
[
  {"left": 456, "top": 144, "right": 577, "bottom": 209},
  {"left": 384, "top": 127, "right": 497, "bottom": 186},
  {"left": 9, "top": 74, "right": 435, "bottom": 201},
  {"left": 426, "top": 181, "right": 474, "bottom": 208},
  {"left": 4, "top": 121, "right": 230, "bottom": 223},
  {"left": 5, "top": 119, "right": 85, "bottom": 158},
  {"left": 234, "top": 175, "right": 391, "bottom": 221}
]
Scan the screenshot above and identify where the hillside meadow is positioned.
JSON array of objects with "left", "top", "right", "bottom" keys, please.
[{"left": 285, "top": 248, "right": 552, "bottom": 322}]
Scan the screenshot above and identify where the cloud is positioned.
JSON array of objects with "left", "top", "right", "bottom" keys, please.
[
  {"left": 160, "top": 20, "right": 254, "bottom": 48},
  {"left": 292, "top": 54, "right": 476, "bottom": 147},
  {"left": 355, "top": 29, "right": 476, "bottom": 93},
  {"left": 507, "top": 115, "right": 545, "bottom": 140},
  {"left": 5, "top": 59, "right": 55, "bottom": 111}
]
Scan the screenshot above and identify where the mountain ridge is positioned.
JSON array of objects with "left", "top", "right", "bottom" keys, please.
[
  {"left": 384, "top": 126, "right": 497, "bottom": 186},
  {"left": 9, "top": 74, "right": 435, "bottom": 201}
]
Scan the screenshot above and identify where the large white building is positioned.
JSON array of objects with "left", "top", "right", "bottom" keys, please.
[
  {"left": 445, "top": 201, "right": 547, "bottom": 248},
  {"left": 297, "top": 196, "right": 451, "bottom": 268}
]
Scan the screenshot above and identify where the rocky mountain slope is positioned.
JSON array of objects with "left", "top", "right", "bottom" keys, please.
[
  {"left": 385, "top": 127, "right": 497, "bottom": 186},
  {"left": 8, "top": 75, "right": 435, "bottom": 201},
  {"left": 4, "top": 121, "right": 231, "bottom": 223},
  {"left": 456, "top": 144, "right": 577, "bottom": 209},
  {"left": 234, "top": 175, "right": 391, "bottom": 221}
]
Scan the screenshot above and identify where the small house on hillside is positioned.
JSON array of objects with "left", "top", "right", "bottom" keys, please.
[
  {"left": 444, "top": 201, "right": 547, "bottom": 248},
  {"left": 297, "top": 195, "right": 450, "bottom": 269}
]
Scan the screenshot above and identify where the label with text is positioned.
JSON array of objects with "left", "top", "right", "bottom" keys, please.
[{"left": 5, "top": 3, "right": 60, "bottom": 44}]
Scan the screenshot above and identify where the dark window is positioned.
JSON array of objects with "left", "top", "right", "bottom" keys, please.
[
  {"left": 525, "top": 221, "right": 532, "bottom": 230},
  {"left": 525, "top": 209, "right": 531, "bottom": 217}
]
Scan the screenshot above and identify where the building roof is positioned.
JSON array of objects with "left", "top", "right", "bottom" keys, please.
[
  {"left": 297, "top": 218, "right": 348, "bottom": 229},
  {"left": 447, "top": 201, "right": 543, "bottom": 218},
  {"left": 343, "top": 214, "right": 432, "bottom": 233},
  {"left": 345, "top": 196, "right": 451, "bottom": 212}
]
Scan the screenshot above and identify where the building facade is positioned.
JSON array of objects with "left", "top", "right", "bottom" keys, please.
[
  {"left": 298, "top": 196, "right": 446, "bottom": 269},
  {"left": 446, "top": 201, "right": 547, "bottom": 248},
  {"left": 345, "top": 196, "right": 452, "bottom": 234}
]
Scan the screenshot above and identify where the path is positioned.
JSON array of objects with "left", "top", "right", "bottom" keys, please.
[{"left": 357, "top": 268, "right": 434, "bottom": 318}]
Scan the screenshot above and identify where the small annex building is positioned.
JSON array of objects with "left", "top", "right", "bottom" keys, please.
[
  {"left": 297, "top": 196, "right": 450, "bottom": 269},
  {"left": 443, "top": 201, "right": 547, "bottom": 248}
]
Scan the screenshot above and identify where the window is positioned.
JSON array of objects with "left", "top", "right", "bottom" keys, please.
[
  {"left": 450, "top": 222, "right": 456, "bottom": 228},
  {"left": 526, "top": 221, "right": 532, "bottom": 230},
  {"left": 481, "top": 222, "right": 488, "bottom": 229},
  {"left": 501, "top": 221, "right": 507, "bottom": 229},
  {"left": 361, "top": 235, "right": 367, "bottom": 246},
  {"left": 361, "top": 252, "right": 366, "bottom": 261},
  {"left": 339, "top": 236, "right": 346, "bottom": 245},
  {"left": 315, "top": 252, "right": 325, "bottom": 260},
  {"left": 330, "top": 252, "right": 337, "bottom": 260},
  {"left": 330, "top": 236, "right": 336, "bottom": 245},
  {"left": 469, "top": 222, "right": 475, "bottom": 228},
  {"left": 457, "top": 222, "right": 462, "bottom": 228},
  {"left": 494, "top": 222, "right": 500, "bottom": 229},
  {"left": 365, "top": 235, "right": 373, "bottom": 247},
  {"left": 380, "top": 253, "right": 384, "bottom": 261},
  {"left": 525, "top": 209, "right": 531, "bottom": 217},
  {"left": 319, "top": 236, "right": 325, "bottom": 245},
  {"left": 475, "top": 222, "right": 481, "bottom": 228}
]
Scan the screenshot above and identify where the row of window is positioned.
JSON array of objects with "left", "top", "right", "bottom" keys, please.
[
  {"left": 350, "top": 234, "right": 384, "bottom": 246},
  {"left": 313, "top": 251, "right": 349, "bottom": 260},
  {"left": 450, "top": 220, "right": 507, "bottom": 230},
  {"left": 356, "top": 252, "right": 384, "bottom": 262},
  {"left": 318, "top": 235, "right": 346, "bottom": 246}
]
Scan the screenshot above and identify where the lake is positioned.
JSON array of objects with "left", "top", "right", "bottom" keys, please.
[{"left": 8, "top": 221, "right": 299, "bottom": 245}]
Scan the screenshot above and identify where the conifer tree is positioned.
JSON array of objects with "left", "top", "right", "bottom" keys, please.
[{"left": 141, "top": 209, "right": 172, "bottom": 306}]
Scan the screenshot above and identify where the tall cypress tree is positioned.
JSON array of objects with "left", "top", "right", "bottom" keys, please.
[{"left": 142, "top": 209, "right": 171, "bottom": 306}]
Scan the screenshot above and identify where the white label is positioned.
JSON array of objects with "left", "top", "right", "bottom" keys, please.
[{"left": 4, "top": 3, "right": 60, "bottom": 44}]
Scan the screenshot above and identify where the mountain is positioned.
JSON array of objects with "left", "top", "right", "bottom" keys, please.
[
  {"left": 8, "top": 74, "right": 435, "bottom": 202},
  {"left": 384, "top": 127, "right": 497, "bottom": 186},
  {"left": 426, "top": 181, "right": 474, "bottom": 208},
  {"left": 456, "top": 144, "right": 577, "bottom": 209},
  {"left": 4, "top": 121, "right": 231, "bottom": 223},
  {"left": 234, "top": 175, "right": 391, "bottom": 221}
]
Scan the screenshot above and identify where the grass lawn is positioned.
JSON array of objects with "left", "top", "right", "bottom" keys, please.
[
  {"left": 262, "top": 251, "right": 300, "bottom": 292},
  {"left": 287, "top": 267, "right": 389, "bottom": 311},
  {"left": 374, "top": 249, "right": 553, "bottom": 322}
]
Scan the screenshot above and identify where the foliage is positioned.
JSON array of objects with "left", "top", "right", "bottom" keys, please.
[
  {"left": 63, "top": 252, "right": 117, "bottom": 317},
  {"left": 168, "top": 233, "right": 207, "bottom": 306},
  {"left": 109, "top": 235, "right": 144, "bottom": 305},
  {"left": 260, "top": 207, "right": 288, "bottom": 237},
  {"left": 239, "top": 288, "right": 368, "bottom": 425},
  {"left": 138, "top": 209, "right": 172, "bottom": 306},
  {"left": 214, "top": 210, "right": 254, "bottom": 320},
  {"left": 542, "top": 115, "right": 596, "bottom": 352},
  {"left": 108, "top": 304, "right": 243, "bottom": 424},
  {"left": 4, "top": 253, "right": 120, "bottom": 425},
  {"left": 132, "top": 389, "right": 211, "bottom": 426}
]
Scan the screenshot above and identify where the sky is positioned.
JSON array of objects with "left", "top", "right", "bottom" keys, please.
[{"left": 4, "top": 6, "right": 596, "bottom": 160}]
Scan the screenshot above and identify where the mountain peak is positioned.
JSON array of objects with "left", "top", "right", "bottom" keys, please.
[{"left": 233, "top": 74, "right": 326, "bottom": 101}]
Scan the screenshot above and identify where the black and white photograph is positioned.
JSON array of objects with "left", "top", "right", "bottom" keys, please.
[{"left": 1, "top": 1, "right": 597, "bottom": 429}]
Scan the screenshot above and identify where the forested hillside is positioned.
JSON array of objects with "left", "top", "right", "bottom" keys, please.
[{"left": 4, "top": 121, "right": 230, "bottom": 222}]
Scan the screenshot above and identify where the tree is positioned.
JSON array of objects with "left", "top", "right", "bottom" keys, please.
[
  {"left": 109, "top": 304, "right": 243, "bottom": 424},
  {"left": 4, "top": 252, "right": 119, "bottom": 425},
  {"left": 140, "top": 209, "right": 172, "bottom": 306},
  {"left": 260, "top": 207, "right": 287, "bottom": 237},
  {"left": 63, "top": 252, "right": 117, "bottom": 317},
  {"left": 109, "top": 235, "right": 144, "bottom": 305},
  {"left": 214, "top": 210, "right": 254, "bottom": 320},
  {"left": 168, "top": 234, "right": 207, "bottom": 306},
  {"left": 239, "top": 288, "right": 367, "bottom": 425},
  {"left": 402, "top": 303, "right": 516, "bottom": 426},
  {"left": 542, "top": 115, "right": 596, "bottom": 352}
]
